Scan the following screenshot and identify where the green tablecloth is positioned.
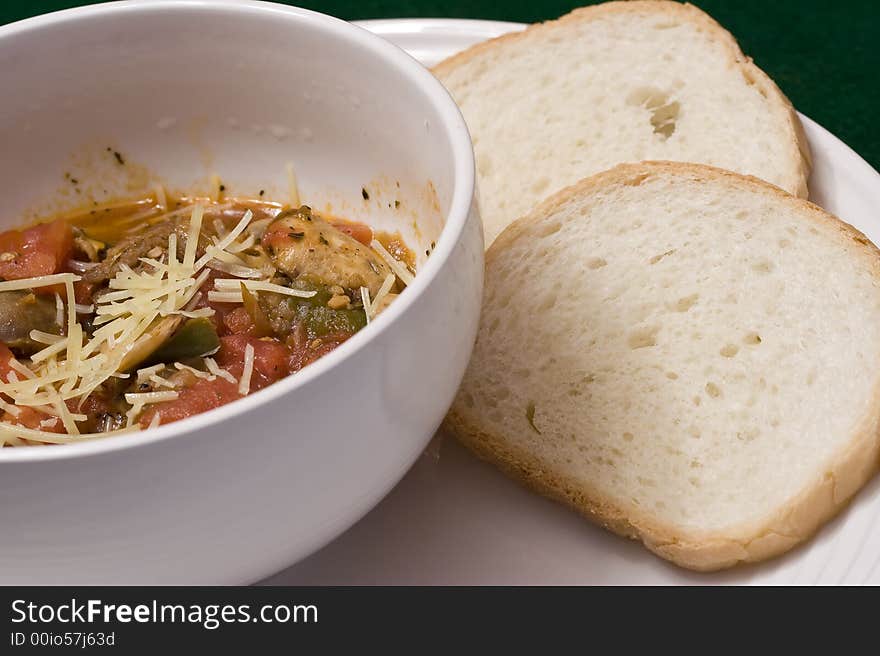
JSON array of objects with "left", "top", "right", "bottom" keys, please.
[{"left": 4, "top": 1, "right": 878, "bottom": 170}]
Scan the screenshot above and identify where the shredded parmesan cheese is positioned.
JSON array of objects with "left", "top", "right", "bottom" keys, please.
[
  {"left": 8, "top": 359, "right": 36, "bottom": 379},
  {"left": 125, "top": 404, "right": 144, "bottom": 428},
  {"left": 194, "top": 211, "right": 253, "bottom": 270},
  {"left": 0, "top": 399, "right": 21, "bottom": 417},
  {"left": 0, "top": 204, "right": 258, "bottom": 443},
  {"left": 175, "top": 362, "right": 215, "bottom": 381},
  {"left": 0, "top": 273, "right": 79, "bottom": 292},
  {"left": 212, "top": 218, "right": 227, "bottom": 238},
  {"left": 247, "top": 218, "right": 272, "bottom": 239},
  {"left": 149, "top": 374, "right": 175, "bottom": 389},
  {"left": 0, "top": 420, "right": 127, "bottom": 445},
  {"left": 225, "top": 233, "right": 255, "bottom": 253},
  {"left": 175, "top": 308, "right": 214, "bottom": 319},
  {"left": 212, "top": 279, "right": 316, "bottom": 299},
  {"left": 238, "top": 343, "right": 255, "bottom": 395},
  {"left": 0, "top": 191, "right": 405, "bottom": 445},
  {"left": 124, "top": 391, "right": 179, "bottom": 405},
  {"left": 54, "top": 292, "right": 64, "bottom": 327},
  {"left": 29, "top": 330, "right": 65, "bottom": 345},
  {"left": 370, "top": 274, "right": 396, "bottom": 318},
  {"left": 360, "top": 287, "right": 372, "bottom": 324},
  {"left": 183, "top": 204, "right": 204, "bottom": 269},
  {"left": 136, "top": 364, "right": 165, "bottom": 382},
  {"left": 204, "top": 358, "right": 237, "bottom": 384},
  {"left": 371, "top": 240, "right": 415, "bottom": 286},
  {"left": 207, "top": 259, "right": 264, "bottom": 279}
]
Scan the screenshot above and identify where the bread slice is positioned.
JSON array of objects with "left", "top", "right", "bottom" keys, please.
[
  {"left": 446, "top": 162, "right": 880, "bottom": 571},
  {"left": 433, "top": 1, "right": 811, "bottom": 247}
]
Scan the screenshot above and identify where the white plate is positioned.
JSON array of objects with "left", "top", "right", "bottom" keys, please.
[{"left": 263, "top": 19, "right": 880, "bottom": 585}]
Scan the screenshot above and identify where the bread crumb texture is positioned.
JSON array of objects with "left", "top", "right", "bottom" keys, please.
[
  {"left": 448, "top": 162, "right": 880, "bottom": 570},
  {"left": 434, "top": 1, "right": 810, "bottom": 246}
]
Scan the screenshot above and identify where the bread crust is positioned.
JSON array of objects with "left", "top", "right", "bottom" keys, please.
[
  {"left": 446, "top": 161, "right": 880, "bottom": 571},
  {"left": 432, "top": 1, "right": 811, "bottom": 200}
]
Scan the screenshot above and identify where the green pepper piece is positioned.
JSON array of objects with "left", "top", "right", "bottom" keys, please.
[
  {"left": 282, "top": 280, "right": 367, "bottom": 338},
  {"left": 240, "top": 283, "right": 273, "bottom": 338},
  {"left": 148, "top": 317, "right": 220, "bottom": 364},
  {"left": 302, "top": 304, "right": 367, "bottom": 338}
]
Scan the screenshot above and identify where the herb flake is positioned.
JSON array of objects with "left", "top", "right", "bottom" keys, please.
[{"left": 525, "top": 401, "right": 542, "bottom": 434}]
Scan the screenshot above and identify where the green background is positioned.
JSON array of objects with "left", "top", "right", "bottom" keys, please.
[{"left": 3, "top": 1, "right": 878, "bottom": 169}]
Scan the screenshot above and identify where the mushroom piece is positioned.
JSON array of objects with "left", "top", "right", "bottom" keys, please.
[
  {"left": 82, "top": 217, "right": 211, "bottom": 284},
  {"left": 0, "top": 291, "right": 63, "bottom": 354}
]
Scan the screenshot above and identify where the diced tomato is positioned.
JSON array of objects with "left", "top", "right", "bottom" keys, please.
[
  {"left": 330, "top": 220, "right": 373, "bottom": 246},
  {"left": 287, "top": 331, "right": 352, "bottom": 373},
  {"left": 216, "top": 334, "right": 290, "bottom": 389},
  {"left": 0, "top": 219, "right": 73, "bottom": 292},
  {"left": 69, "top": 392, "right": 118, "bottom": 432},
  {"left": 138, "top": 336, "right": 290, "bottom": 427},
  {"left": 0, "top": 343, "right": 14, "bottom": 384},
  {"left": 2, "top": 406, "right": 64, "bottom": 433},
  {"left": 223, "top": 306, "right": 255, "bottom": 336},
  {"left": 139, "top": 376, "right": 241, "bottom": 427},
  {"left": 191, "top": 267, "right": 238, "bottom": 335}
]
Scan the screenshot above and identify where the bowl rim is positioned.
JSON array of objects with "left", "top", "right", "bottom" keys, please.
[{"left": 0, "top": 0, "right": 477, "bottom": 463}]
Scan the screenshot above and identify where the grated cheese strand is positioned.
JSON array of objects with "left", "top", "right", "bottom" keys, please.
[
  {"left": 371, "top": 239, "right": 415, "bottom": 286},
  {"left": 0, "top": 272, "right": 79, "bottom": 293},
  {"left": 149, "top": 375, "right": 175, "bottom": 389},
  {"left": 0, "top": 202, "right": 257, "bottom": 442},
  {"left": 0, "top": 399, "right": 21, "bottom": 417},
  {"left": 29, "top": 330, "right": 65, "bottom": 345},
  {"left": 360, "top": 287, "right": 372, "bottom": 324},
  {"left": 54, "top": 292, "right": 64, "bottom": 327},
  {"left": 194, "top": 210, "right": 253, "bottom": 271},
  {"left": 183, "top": 204, "right": 204, "bottom": 269},
  {"left": 204, "top": 358, "right": 237, "bottom": 384},
  {"left": 0, "top": 420, "right": 139, "bottom": 444},
  {"left": 136, "top": 364, "right": 165, "bottom": 383},
  {"left": 175, "top": 362, "right": 215, "bottom": 381},
  {"left": 8, "top": 359, "right": 36, "bottom": 379},
  {"left": 124, "top": 391, "right": 179, "bottom": 405},
  {"left": 370, "top": 273, "right": 396, "bottom": 318},
  {"left": 238, "top": 343, "right": 255, "bottom": 396},
  {"left": 212, "top": 279, "right": 316, "bottom": 297}
]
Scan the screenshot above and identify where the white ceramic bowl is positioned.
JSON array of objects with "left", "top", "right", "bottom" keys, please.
[{"left": 0, "top": 0, "right": 482, "bottom": 584}]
